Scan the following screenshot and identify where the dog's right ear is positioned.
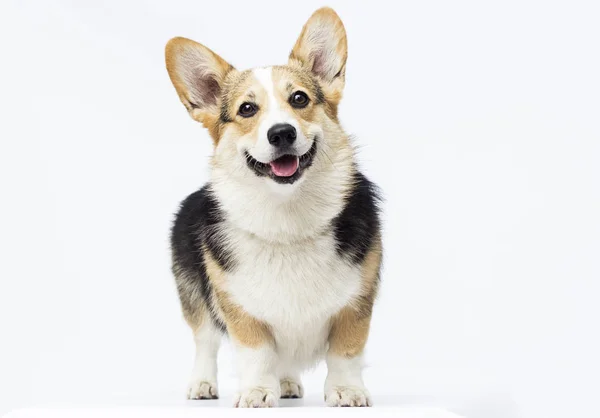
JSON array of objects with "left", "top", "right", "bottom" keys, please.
[
  {"left": 165, "top": 37, "right": 234, "bottom": 126},
  {"left": 289, "top": 8, "right": 347, "bottom": 94}
]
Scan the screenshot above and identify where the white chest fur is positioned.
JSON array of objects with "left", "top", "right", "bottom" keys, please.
[{"left": 223, "top": 224, "right": 362, "bottom": 368}]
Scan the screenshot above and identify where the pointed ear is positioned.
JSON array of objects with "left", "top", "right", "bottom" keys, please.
[
  {"left": 289, "top": 8, "right": 348, "bottom": 91},
  {"left": 165, "top": 37, "right": 234, "bottom": 123}
]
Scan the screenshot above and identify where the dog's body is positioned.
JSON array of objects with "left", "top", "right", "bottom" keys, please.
[{"left": 166, "top": 8, "right": 382, "bottom": 407}]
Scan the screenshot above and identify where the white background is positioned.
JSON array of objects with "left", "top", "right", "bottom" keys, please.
[{"left": 1, "top": 0, "right": 599, "bottom": 417}]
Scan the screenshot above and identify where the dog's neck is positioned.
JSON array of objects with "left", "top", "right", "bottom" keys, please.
[{"left": 210, "top": 144, "right": 355, "bottom": 244}]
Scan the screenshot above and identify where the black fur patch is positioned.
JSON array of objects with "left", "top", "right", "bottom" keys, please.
[
  {"left": 311, "top": 77, "right": 325, "bottom": 104},
  {"left": 171, "top": 185, "right": 234, "bottom": 332},
  {"left": 219, "top": 105, "right": 232, "bottom": 124},
  {"left": 332, "top": 170, "right": 382, "bottom": 264}
]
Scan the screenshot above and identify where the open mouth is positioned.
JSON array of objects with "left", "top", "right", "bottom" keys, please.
[{"left": 244, "top": 140, "right": 317, "bottom": 184}]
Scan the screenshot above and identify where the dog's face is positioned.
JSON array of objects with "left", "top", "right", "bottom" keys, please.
[{"left": 166, "top": 8, "right": 348, "bottom": 188}]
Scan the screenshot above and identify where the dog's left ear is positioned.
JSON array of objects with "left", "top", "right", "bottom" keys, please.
[{"left": 289, "top": 8, "right": 348, "bottom": 94}]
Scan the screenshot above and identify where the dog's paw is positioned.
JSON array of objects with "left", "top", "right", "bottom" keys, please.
[
  {"left": 325, "top": 386, "right": 372, "bottom": 407},
  {"left": 234, "top": 387, "right": 279, "bottom": 408},
  {"left": 280, "top": 378, "right": 304, "bottom": 399},
  {"left": 187, "top": 380, "right": 218, "bottom": 400}
]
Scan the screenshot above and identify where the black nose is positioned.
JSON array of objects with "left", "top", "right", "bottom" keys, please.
[{"left": 267, "top": 123, "right": 296, "bottom": 146}]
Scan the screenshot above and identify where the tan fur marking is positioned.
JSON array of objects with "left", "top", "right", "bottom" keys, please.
[
  {"left": 272, "top": 67, "right": 321, "bottom": 122},
  {"left": 357, "top": 235, "right": 382, "bottom": 317},
  {"left": 203, "top": 249, "right": 273, "bottom": 348},
  {"left": 203, "top": 112, "right": 223, "bottom": 143},
  {"left": 320, "top": 83, "right": 342, "bottom": 122},
  {"left": 216, "top": 290, "right": 274, "bottom": 348},
  {"left": 328, "top": 236, "right": 382, "bottom": 358},
  {"left": 328, "top": 306, "right": 371, "bottom": 358},
  {"left": 219, "top": 70, "right": 273, "bottom": 142}
]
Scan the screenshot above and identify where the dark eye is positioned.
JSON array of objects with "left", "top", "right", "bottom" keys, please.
[
  {"left": 238, "top": 102, "right": 258, "bottom": 117},
  {"left": 289, "top": 91, "right": 309, "bottom": 108}
]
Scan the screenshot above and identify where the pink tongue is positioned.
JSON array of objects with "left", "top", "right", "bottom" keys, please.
[{"left": 270, "top": 155, "right": 299, "bottom": 177}]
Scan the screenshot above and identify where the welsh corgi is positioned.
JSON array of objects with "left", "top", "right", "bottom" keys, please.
[{"left": 166, "top": 7, "right": 382, "bottom": 407}]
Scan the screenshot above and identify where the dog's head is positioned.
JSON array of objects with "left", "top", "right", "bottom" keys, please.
[{"left": 166, "top": 8, "right": 350, "bottom": 190}]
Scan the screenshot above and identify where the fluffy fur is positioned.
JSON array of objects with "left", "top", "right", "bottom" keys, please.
[{"left": 166, "top": 7, "right": 382, "bottom": 407}]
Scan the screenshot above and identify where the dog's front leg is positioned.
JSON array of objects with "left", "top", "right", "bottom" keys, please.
[
  {"left": 233, "top": 341, "right": 280, "bottom": 407},
  {"left": 220, "top": 295, "right": 280, "bottom": 407},
  {"left": 324, "top": 306, "right": 373, "bottom": 407}
]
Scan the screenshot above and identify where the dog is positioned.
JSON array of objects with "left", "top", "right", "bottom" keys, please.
[{"left": 165, "top": 7, "right": 382, "bottom": 408}]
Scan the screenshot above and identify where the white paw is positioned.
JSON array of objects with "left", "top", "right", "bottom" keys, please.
[
  {"left": 280, "top": 378, "right": 304, "bottom": 399},
  {"left": 325, "top": 386, "right": 372, "bottom": 407},
  {"left": 234, "top": 387, "right": 279, "bottom": 408},
  {"left": 187, "top": 380, "right": 218, "bottom": 400}
]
